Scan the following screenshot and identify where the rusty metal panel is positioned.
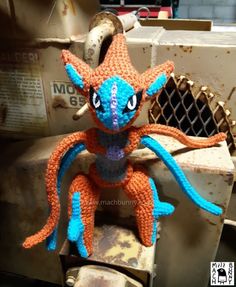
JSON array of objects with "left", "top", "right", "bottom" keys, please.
[
  {"left": 60, "top": 225, "right": 156, "bottom": 286},
  {"left": 91, "top": 225, "right": 155, "bottom": 273}
]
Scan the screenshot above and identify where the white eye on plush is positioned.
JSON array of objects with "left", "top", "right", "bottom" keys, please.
[
  {"left": 123, "top": 90, "right": 143, "bottom": 114},
  {"left": 92, "top": 92, "right": 101, "bottom": 108},
  {"left": 127, "top": 95, "right": 137, "bottom": 111}
]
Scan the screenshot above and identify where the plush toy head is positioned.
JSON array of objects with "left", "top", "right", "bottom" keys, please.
[{"left": 62, "top": 33, "right": 174, "bottom": 134}]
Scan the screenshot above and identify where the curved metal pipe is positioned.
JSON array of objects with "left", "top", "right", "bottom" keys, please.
[{"left": 83, "top": 22, "right": 115, "bottom": 68}]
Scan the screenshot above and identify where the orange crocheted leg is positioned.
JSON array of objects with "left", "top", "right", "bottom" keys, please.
[
  {"left": 67, "top": 174, "right": 100, "bottom": 257},
  {"left": 124, "top": 169, "right": 174, "bottom": 246},
  {"left": 138, "top": 124, "right": 226, "bottom": 148}
]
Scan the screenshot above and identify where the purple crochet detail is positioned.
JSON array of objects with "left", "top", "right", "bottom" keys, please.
[
  {"left": 106, "top": 146, "right": 125, "bottom": 161},
  {"left": 110, "top": 82, "right": 119, "bottom": 130}
]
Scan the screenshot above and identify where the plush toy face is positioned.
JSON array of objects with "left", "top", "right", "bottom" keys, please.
[
  {"left": 62, "top": 33, "right": 174, "bottom": 133},
  {"left": 90, "top": 76, "right": 143, "bottom": 131}
]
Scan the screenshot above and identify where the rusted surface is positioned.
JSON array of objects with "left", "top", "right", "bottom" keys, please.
[
  {"left": 223, "top": 172, "right": 234, "bottom": 186},
  {"left": 84, "top": 23, "right": 115, "bottom": 67},
  {"left": 52, "top": 96, "right": 68, "bottom": 109},
  {"left": 89, "top": 12, "right": 124, "bottom": 35},
  {"left": 87, "top": 48, "right": 95, "bottom": 57},
  {"left": 62, "top": 2, "right": 68, "bottom": 16},
  {"left": 88, "top": 225, "right": 155, "bottom": 272},
  {"left": 179, "top": 45, "right": 193, "bottom": 53},
  {"left": 70, "top": 265, "right": 143, "bottom": 287}
]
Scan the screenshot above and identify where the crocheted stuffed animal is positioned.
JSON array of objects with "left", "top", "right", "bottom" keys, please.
[{"left": 23, "top": 33, "right": 225, "bottom": 258}]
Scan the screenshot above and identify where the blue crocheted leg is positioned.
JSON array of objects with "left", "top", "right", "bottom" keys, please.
[
  {"left": 149, "top": 178, "right": 175, "bottom": 244},
  {"left": 46, "top": 143, "right": 86, "bottom": 251},
  {"left": 124, "top": 169, "right": 174, "bottom": 246},
  {"left": 141, "top": 136, "right": 222, "bottom": 216},
  {"left": 46, "top": 229, "right": 58, "bottom": 251},
  {"left": 68, "top": 192, "right": 88, "bottom": 258},
  {"left": 67, "top": 174, "right": 100, "bottom": 258}
]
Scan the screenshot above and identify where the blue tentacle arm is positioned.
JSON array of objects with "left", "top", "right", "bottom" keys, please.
[
  {"left": 46, "top": 143, "right": 86, "bottom": 250},
  {"left": 141, "top": 135, "right": 222, "bottom": 216}
]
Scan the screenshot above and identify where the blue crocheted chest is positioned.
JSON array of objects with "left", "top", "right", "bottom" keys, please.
[{"left": 95, "top": 130, "right": 129, "bottom": 182}]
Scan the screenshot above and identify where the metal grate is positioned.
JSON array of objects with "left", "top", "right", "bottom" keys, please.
[{"left": 149, "top": 74, "right": 236, "bottom": 153}]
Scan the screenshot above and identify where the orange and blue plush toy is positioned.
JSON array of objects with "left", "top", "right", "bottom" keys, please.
[{"left": 23, "top": 33, "right": 225, "bottom": 258}]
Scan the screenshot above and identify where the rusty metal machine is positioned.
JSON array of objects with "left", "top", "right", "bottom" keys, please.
[{"left": 0, "top": 1, "right": 235, "bottom": 287}]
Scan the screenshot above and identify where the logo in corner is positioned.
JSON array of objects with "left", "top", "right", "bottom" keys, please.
[{"left": 211, "top": 262, "right": 234, "bottom": 286}]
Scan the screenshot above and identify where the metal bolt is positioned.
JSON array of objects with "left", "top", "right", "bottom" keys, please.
[
  {"left": 66, "top": 268, "right": 80, "bottom": 287},
  {"left": 201, "top": 86, "right": 208, "bottom": 92},
  {"left": 66, "top": 276, "right": 75, "bottom": 287},
  {"left": 187, "top": 80, "right": 194, "bottom": 87},
  {"left": 218, "top": 101, "right": 225, "bottom": 107},
  {"left": 225, "top": 109, "right": 231, "bottom": 116}
]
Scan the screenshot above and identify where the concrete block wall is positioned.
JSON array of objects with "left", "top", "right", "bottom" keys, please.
[{"left": 178, "top": 0, "right": 236, "bottom": 23}]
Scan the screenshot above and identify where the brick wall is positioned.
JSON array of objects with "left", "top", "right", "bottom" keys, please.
[{"left": 178, "top": 0, "right": 236, "bottom": 23}]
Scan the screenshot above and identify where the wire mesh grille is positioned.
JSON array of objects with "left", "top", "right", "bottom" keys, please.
[{"left": 149, "top": 75, "right": 235, "bottom": 153}]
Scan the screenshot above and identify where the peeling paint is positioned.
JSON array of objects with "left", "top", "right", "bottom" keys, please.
[
  {"left": 179, "top": 45, "right": 193, "bottom": 53},
  {"left": 87, "top": 225, "right": 155, "bottom": 271},
  {"left": 224, "top": 172, "right": 234, "bottom": 186},
  {"left": 62, "top": 2, "right": 68, "bottom": 16},
  {"left": 52, "top": 96, "right": 68, "bottom": 109},
  {"left": 87, "top": 48, "right": 95, "bottom": 57}
]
